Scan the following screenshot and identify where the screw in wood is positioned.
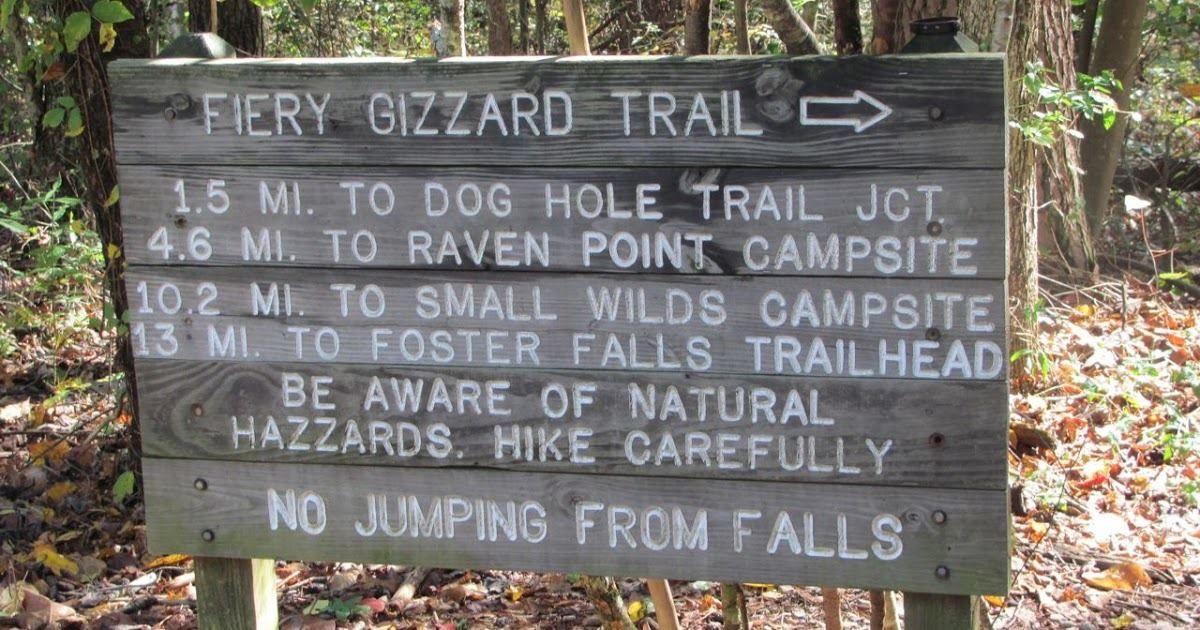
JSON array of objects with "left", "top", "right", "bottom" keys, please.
[
  {"left": 163, "top": 107, "right": 177, "bottom": 121},
  {"left": 191, "top": 403, "right": 204, "bottom": 417},
  {"left": 201, "top": 529, "right": 215, "bottom": 542},
  {"left": 925, "top": 327, "right": 942, "bottom": 341},
  {"left": 935, "top": 565, "right": 950, "bottom": 579},
  {"left": 194, "top": 478, "right": 208, "bottom": 491},
  {"left": 932, "top": 510, "right": 947, "bottom": 524},
  {"left": 928, "top": 432, "right": 945, "bottom": 447},
  {"left": 926, "top": 220, "right": 943, "bottom": 237},
  {"left": 174, "top": 216, "right": 187, "bottom": 228},
  {"left": 928, "top": 106, "right": 944, "bottom": 121}
]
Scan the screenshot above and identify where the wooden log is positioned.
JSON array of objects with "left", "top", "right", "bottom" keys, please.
[
  {"left": 902, "top": 592, "right": 980, "bottom": 629},
  {"left": 118, "top": 165, "right": 1005, "bottom": 277},
  {"left": 108, "top": 56, "right": 1006, "bottom": 169},
  {"left": 134, "top": 359, "right": 1008, "bottom": 489},
  {"left": 194, "top": 557, "right": 277, "bottom": 630},
  {"left": 144, "top": 458, "right": 1010, "bottom": 595}
]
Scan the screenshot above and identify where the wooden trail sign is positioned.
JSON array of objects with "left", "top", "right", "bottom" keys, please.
[{"left": 111, "top": 54, "right": 1010, "bottom": 604}]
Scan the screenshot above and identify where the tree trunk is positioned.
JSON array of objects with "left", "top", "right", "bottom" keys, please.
[
  {"left": 1006, "top": 0, "right": 1094, "bottom": 377},
  {"left": 734, "top": 0, "right": 750, "bottom": 54},
  {"left": 186, "top": 0, "right": 262, "bottom": 56},
  {"left": 720, "top": 582, "right": 748, "bottom": 630},
  {"left": 894, "top": 0, "right": 957, "bottom": 49},
  {"left": 871, "top": 0, "right": 902, "bottom": 53},
  {"left": 486, "top": 0, "right": 514, "bottom": 54},
  {"left": 54, "top": 0, "right": 153, "bottom": 433},
  {"left": 1075, "top": 0, "right": 1100, "bottom": 73},
  {"left": 1079, "top": 0, "right": 1149, "bottom": 232},
  {"left": 518, "top": 0, "right": 530, "bottom": 52},
  {"left": 760, "top": 0, "right": 821, "bottom": 54},
  {"left": 535, "top": 0, "right": 547, "bottom": 53},
  {"left": 833, "top": 0, "right": 863, "bottom": 55},
  {"left": 562, "top": 0, "right": 589, "bottom": 54},
  {"left": 683, "top": 0, "right": 711, "bottom": 54},
  {"left": 580, "top": 576, "right": 637, "bottom": 630},
  {"left": 440, "top": 0, "right": 467, "bottom": 55}
]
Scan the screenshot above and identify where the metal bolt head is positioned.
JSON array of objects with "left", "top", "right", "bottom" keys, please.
[
  {"left": 935, "top": 565, "right": 950, "bottom": 579},
  {"left": 201, "top": 529, "right": 215, "bottom": 542},
  {"left": 928, "top": 106, "right": 944, "bottom": 121},
  {"left": 932, "top": 510, "right": 947, "bottom": 525},
  {"left": 928, "top": 432, "right": 945, "bottom": 447},
  {"left": 194, "top": 478, "right": 208, "bottom": 491},
  {"left": 174, "top": 216, "right": 187, "bottom": 228},
  {"left": 926, "top": 220, "right": 943, "bottom": 237},
  {"left": 191, "top": 403, "right": 204, "bottom": 417},
  {"left": 925, "top": 327, "right": 942, "bottom": 341}
]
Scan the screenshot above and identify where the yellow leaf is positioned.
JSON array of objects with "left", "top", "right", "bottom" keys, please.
[
  {"left": 27, "top": 402, "right": 48, "bottom": 428},
  {"left": 505, "top": 585, "right": 523, "bottom": 602},
  {"left": 1110, "top": 611, "right": 1136, "bottom": 628},
  {"left": 1027, "top": 520, "right": 1050, "bottom": 543},
  {"left": 99, "top": 22, "right": 117, "bottom": 52},
  {"left": 1082, "top": 562, "right": 1152, "bottom": 591},
  {"left": 983, "top": 595, "right": 1006, "bottom": 607},
  {"left": 145, "top": 553, "right": 190, "bottom": 569},
  {"left": 103, "top": 185, "right": 120, "bottom": 208},
  {"left": 46, "top": 481, "right": 75, "bottom": 502},
  {"left": 627, "top": 599, "right": 645, "bottom": 622},
  {"left": 743, "top": 583, "right": 776, "bottom": 590},
  {"left": 64, "top": 124, "right": 84, "bottom": 138},
  {"left": 28, "top": 440, "right": 70, "bottom": 466},
  {"left": 32, "top": 541, "right": 78, "bottom": 577},
  {"left": 1074, "top": 303, "right": 1095, "bottom": 317},
  {"left": 106, "top": 243, "right": 122, "bottom": 260}
]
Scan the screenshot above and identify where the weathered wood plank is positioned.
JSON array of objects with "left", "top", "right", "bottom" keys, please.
[
  {"left": 125, "top": 267, "right": 1007, "bottom": 380},
  {"left": 120, "top": 165, "right": 1004, "bottom": 277},
  {"left": 109, "top": 55, "right": 1005, "bottom": 168},
  {"left": 143, "top": 458, "right": 1010, "bottom": 595},
  {"left": 135, "top": 359, "right": 1007, "bottom": 489},
  {"left": 194, "top": 557, "right": 278, "bottom": 630},
  {"left": 903, "top": 593, "right": 982, "bottom": 629}
]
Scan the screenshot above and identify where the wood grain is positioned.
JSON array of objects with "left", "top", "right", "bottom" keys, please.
[
  {"left": 134, "top": 359, "right": 1007, "bottom": 489},
  {"left": 125, "top": 267, "right": 1007, "bottom": 379},
  {"left": 143, "top": 457, "right": 1010, "bottom": 594},
  {"left": 119, "top": 165, "right": 1004, "bottom": 277},
  {"left": 109, "top": 55, "right": 1005, "bottom": 168},
  {"left": 194, "top": 557, "right": 278, "bottom": 630}
]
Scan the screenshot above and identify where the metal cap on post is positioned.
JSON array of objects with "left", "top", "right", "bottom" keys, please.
[
  {"left": 901, "top": 17, "right": 980, "bottom": 54},
  {"left": 159, "top": 32, "right": 236, "bottom": 59}
]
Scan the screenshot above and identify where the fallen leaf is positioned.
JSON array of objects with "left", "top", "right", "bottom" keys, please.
[
  {"left": 700, "top": 593, "right": 718, "bottom": 612},
  {"left": 360, "top": 597, "right": 386, "bottom": 614},
  {"left": 28, "top": 440, "right": 70, "bottom": 466},
  {"left": 21, "top": 589, "right": 79, "bottom": 624},
  {"left": 505, "top": 585, "right": 523, "bottom": 602},
  {"left": 0, "top": 582, "right": 34, "bottom": 616},
  {"left": 31, "top": 540, "right": 79, "bottom": 576},
  {"left": 77, "top": 555, "right": 107, "bottom": 582},
  {"left": 982, "top": 595, "right": 1005, "bottom": 607},
  {"left": 46, "top": 481, "right": 75, "bottom": 502},
  {"left": 627, "top": 599, "right": 645, "bottom": 622},
  {"left": 1082, "top": 562, "right": 1152, "bottom": 591},
  {"left": 145, "top": 553, "right": 190, "bottom": 569},
  {"left": 0, "top": 399, "right": 31, "bottom": 423}
]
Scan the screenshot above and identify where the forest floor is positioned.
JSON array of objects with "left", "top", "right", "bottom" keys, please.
[{"left": 2, "top": 240, "right": 1200, "bottom": 628}]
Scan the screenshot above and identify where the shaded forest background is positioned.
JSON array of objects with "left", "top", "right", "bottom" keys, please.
[{"left": 1, "top": 0, "right": 1198, "bottom": 628}]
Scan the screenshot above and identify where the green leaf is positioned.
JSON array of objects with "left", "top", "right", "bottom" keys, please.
[
  {"left": 63, "top": 11, "right": 92, "bottom": 52},
  {"left": 297, "top": 0, "right": 319, "bottom": 11},
  {"left": 113, "top": 470, "right": 135, "bottom": 503},
  {"left": 1, "top": 0, "right": 17, "bottom": 25},
  {"left": 1103, "top": 109, "right": 1117, "bottom": 130},
  {"left": 103, "top": 185, "right": 120, "bottom": 208},
  {"left": 91, "top": 0, "right": 133, "bottom": 23},
  {"left": 42, "top": 107, "right": 65, "bottom": 128},
  {"left": 55, "top": 95, "right": 75, "bottom": 107},
  {"left": 66, "top": 107, "right": 84, "bottom": 135}
]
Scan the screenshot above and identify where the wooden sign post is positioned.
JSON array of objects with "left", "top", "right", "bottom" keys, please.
[{"left": 110, "top": 54, "right": 1009, "bottom": 628}]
